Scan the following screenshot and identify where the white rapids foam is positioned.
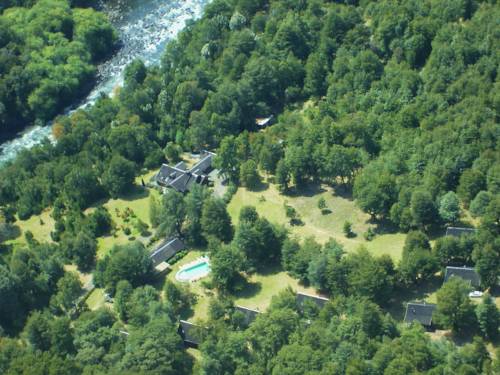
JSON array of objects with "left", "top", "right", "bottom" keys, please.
[{"left": 0, "top": 0, "right": 210, "bottom": 164}]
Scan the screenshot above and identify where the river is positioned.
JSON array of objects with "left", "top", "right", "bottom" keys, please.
[{"left": 0, "top": 0, "right": 210, "bottom": 164}]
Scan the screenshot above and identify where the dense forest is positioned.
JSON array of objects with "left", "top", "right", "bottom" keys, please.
[
  {"left": 0, "top": 0, "right": 116, "bottom": 132},
  {"left": 0, "top": 0, "right": 499, "bottom": 374}
]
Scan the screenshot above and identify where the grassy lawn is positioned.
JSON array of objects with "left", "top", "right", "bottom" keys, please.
[
  {"left": 86, "top": 288, "right": 106, "bottom": 310},
  {"left": 93, "top": 184, "right": 160, "bottom": 258},
  {"left": 228, "top": 183, "right": 406, "bottom": 261},
  {"left": 234, "top": 266, "right": 319, "bottom": 312},
  {"left": 168, "top": 250, "right": 321, "bottom": 322},
  {"left": 167, "top": 250, "right": 212, "bottom": 322},
  {"left": 8, "top": 208, "right": 55, "bottom": 246}
]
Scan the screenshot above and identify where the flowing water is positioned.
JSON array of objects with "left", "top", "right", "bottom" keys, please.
[{"left": 0, "top": 0, "right": 210, "bottom": 164}]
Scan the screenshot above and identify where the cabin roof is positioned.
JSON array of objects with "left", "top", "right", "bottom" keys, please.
[
  {"left": 444, "top": 266, "right": 481, "bottom": 287},
  {"left": 179, "top": 320, "right": 202, "bottom": 347},
  {"left": 296, "top": 292, "right": 329, "bottom": 310},
  {"left": 445, "top": 227, "right": 477, "bottom": 237},
  {"left": 235, "top": 305, "right": 260, "bottom": 324},
  {"left": 156, "top": 151, "right": 215, "bottom": 193},
  {"left": 150, "top": 237, "right": 186, "bottom": 266},
  {"left": 404, "top": 302, "right": 436, "bottom": 326}
]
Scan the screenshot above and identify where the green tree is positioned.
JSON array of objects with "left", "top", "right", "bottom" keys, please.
[
  {"left": 164, "top": 279, "right": 194, "bottom": 316},
  {"left": 439, "top": 191, "right": 461, "bottom": 223},
  {"left": 343, "top": 221, "right": 353, "bottom": 237},
  {"left": 94, "top": 242, "right": 153, "bottom": 294},
  {"left": 102, "top": 154, "right": 136, "bottom": 198},
  {"left": 72, "top": 230, "right": 97, "bottom": 272},
  {"left": 475, "top": 294, "right": 499, "bottom": 340},
  {"left": 211, "top": 244, "right": 244, "bottom": 292},
  {"left": 50, "top": 272, "right": 83, "bottom": 316},
  {"left": 240, "top": 159, "right": 261, "bottom": 190},
  {"left": 458, "top": 170, "right": 485, "bottom": 207},
  {"left": 317, "top": 197, "right": 326, "bottom": 212},
  {"left": 159, "top": 190, "right": 186, "bottom": 237},
  {"left": 354, "top": 167, "right": 397, "bottom": 219},
  {"left": 114, "top": 279, "right": 133, "bottom": 322},
  {"left": 410, "top": 190, "right": 438, "bottom": 229},
  {"left": 275, "top": 159, "right": 291, "bottom": 193},
  {"left": 120, "top": 317, "right": 192, "bottom": 374},
  {"left": 470, "top": 191, "right": 492, "bottom": 217},
  {"left": 435, "top": 277, "right": 476, "bottom": 334},
  {"left": 201, "top": 198, "right": 233, "bottom": 242},
  {"left": 472, "top": 244, "right": 500, "bottom": 289}
]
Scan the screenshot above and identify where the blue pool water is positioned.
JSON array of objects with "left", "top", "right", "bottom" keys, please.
[{"left": 176, "top": 260, "right": 210, "bottom": 282}]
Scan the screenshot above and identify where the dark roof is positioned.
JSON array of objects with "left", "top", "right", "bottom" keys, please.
[
  {"left": 444, "top": 266, "right": 481, "bottom": 287},
  {"left": 445, "top": 227, "right": 477, "bottom": 237},
  {"left": 156, "top": 164, "right": 187, "bottom": 187},
  {"left": 174, "top": 161, "right": 188, "bottom": 171},
  {"left": 156, "top": 152, "right": 214, "bottom": 193},
  {"left": 235, "top": 305, "right": 260, "bottom": 325},
  {"left": 178, "top": 320, "right": 202, "bottom": 347},
  {"left": 150, "top": 238, "right": 186, "bottom": 267},
  {"left": 404, "top": 302, "right": 436, "bottom": 326},
  {"left": 296, "top": 292, "right": 329, "bottom": 311},
  {"left": 191, "top": 151, "right": 214, "bottom": 175}
]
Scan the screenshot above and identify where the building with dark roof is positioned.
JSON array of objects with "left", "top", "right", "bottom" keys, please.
[
  {"left": 234, "top": 305, "right": 260, "bottom": 325},
  {"left": 296, "top": 292, "right": 329, "bottom": 311},
  {"left": 445, "top": 227, "right": 477, "bottom": 237},
  {"left": 156, "top": 151, "right": 215, "bottom": 193},
  {"left": 178, "top": 320, "right": 203, "bottom": 348},
  {"left": 444, "top": 266, "right": 481, "bottom": 288},
  {"left": 150, "top": 237, "right": 185, "bottom": 272},
  {"left": 404, "top": 302, "right": 436, "bottom": 327}
]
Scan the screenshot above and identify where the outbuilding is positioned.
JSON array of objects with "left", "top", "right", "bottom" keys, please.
[
  {"left": 404, "top": 302, "right": 436, "bottom": 327},
  {"left": 444, "top": 266, "right": 481, "bottom": 288}
]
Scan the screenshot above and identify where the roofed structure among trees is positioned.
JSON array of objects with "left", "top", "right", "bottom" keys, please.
[
  {"left": 156, "top": 151, "right": 215, "bottom": 193},
  {"left": 178, "top": 320, "right": 203, "bottom": 348},
  {"left": 149, "top": 237, "right": 186, "bottom": 273},
  {"left": 296, "top": 292, "right": 329, "bottom": 311},
  {"left": 444, "top": 266, "right": 481, "bottom": 288},
  {"left": 445, "top": 227, "right": 477, "bottom": 237},
  {"left": 404, "top": 302, "right": 436, "bottom": 327},
  {"left": 235, "top": 305, "right": 260, "bottom": 325}
]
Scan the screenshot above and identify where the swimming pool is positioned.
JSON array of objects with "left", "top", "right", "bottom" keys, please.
[{"left": 176, "top": 257, "right": 210, "bottom": 282}]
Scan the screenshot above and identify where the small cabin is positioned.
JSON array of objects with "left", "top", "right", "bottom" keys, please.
[
  {"left": 404, "top": 302, "right": 436, "bottom": 327},
  {"left": 234, "top": 305, "right": 260, "bottom": 325},
  {"left": 296, "top": 292, "right": 329, "bottom": 312},
  {"left": 445, "top": 227, "right": 477, "bottom": 238},
  {"left": 444, "top": 266, "right": 481, "bottom": 288},
  {"left": 178, "top": 320, "right": 203, "bottom": 348},
  {"left": 150, "top": 237, "right": 186, "bottom": 273}
]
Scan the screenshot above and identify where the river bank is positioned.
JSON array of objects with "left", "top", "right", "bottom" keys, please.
[{"left": 0, "top": 0, "right": 210, "bottom": 165}]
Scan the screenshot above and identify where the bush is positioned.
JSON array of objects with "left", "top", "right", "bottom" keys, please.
[
  {"left": 363, "top": 227, "right": 375, "bottom": 241},
  {"left": 343, "top": 221, "right": 354, "bottom": 238}
]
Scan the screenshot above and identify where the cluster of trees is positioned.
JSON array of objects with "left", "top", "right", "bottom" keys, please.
[
  {"left": 0, "top": 0, "right": 499, "bottom": 373},
  {"left": 197, "top": 289, "right": 500, "bottom": 374},
  {"left": 149, "top": 185, "right": 232, "bottom": 246},
  {"left": 0, "top": 0, "right": 117, "bottom": 132},
  {"left": 0, "top": 291, "right": 194, "bottom": 374}
]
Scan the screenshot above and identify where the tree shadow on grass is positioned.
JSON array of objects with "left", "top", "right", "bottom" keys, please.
[
  {"left": 369, "top": 217, "right": 401, "bottom": 236},
  {"left": 332, "top": 184, "right": 353, "bottom": 200},
  {"left": 247, "top": 180, "right": 270, "bottom": 193},
  {"left": 386, "top": 276, "right": 442, "bottom": 320},
  {"left": 234, "top": 280, "right": 262, "bottom": 300},
  {"left": 118, "top": 185, "right": 149, "bottom": 202},
  {"left": 288, "top": 182, "right": 326, "bottom": 198}
]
